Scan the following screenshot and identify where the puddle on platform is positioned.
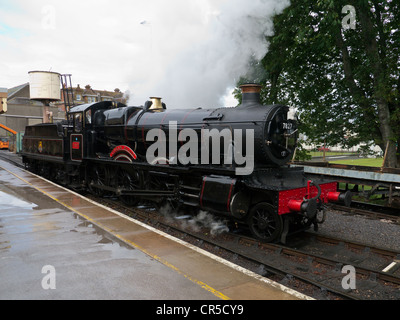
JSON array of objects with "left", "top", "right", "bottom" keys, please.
[
  {"left": 0, "top": 166, "right": 137, "bottom": 260},
  {"left": 0, "top": 190, "right": 38, "bottom": 210}
]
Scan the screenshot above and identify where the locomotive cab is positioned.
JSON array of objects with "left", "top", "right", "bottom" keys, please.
[{"left": 67, "top": 101, "right": 118, "bottom": 161}]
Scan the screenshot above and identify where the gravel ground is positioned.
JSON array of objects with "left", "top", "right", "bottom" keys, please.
[{"left": 310, "top": 209, "right": 400, "bottom": 252}]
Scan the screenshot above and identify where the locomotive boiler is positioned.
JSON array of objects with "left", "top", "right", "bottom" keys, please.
[{"left": 21, "top": 84, "right": 351, "bottom": 243}]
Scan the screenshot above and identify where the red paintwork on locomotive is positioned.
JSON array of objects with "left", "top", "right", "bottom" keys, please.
[{"left": 278, "top": 181, "right": 337, "bottom": 215}]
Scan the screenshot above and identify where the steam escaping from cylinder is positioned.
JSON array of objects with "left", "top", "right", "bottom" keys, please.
[
  {"left": 127, "top": 0, "right": 290, "bottom": 108},
  {"left": 159, "top": 203, "right": 229, "bottom": 236},
  {"left": 185, "top": 211, "right": 229, "bottom": 236}
]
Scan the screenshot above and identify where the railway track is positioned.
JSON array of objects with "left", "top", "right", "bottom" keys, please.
[
  {"left": 86, "top": 194, "right": 400, "bottom": 300},
  {"left": 329, "top": 201, "right": 400, "bottom": 225},
  {"left": 0, "top": 151, "right": 24, "bottom": 169}
]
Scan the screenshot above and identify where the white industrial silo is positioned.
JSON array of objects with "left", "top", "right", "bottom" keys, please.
[
  {"left": 28, "top": 71, "right": 61, "bottom": 101},
  {"left": 28, "top": 71, "right": 61, "bottom": 123}
]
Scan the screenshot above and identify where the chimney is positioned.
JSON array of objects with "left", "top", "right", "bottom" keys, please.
[
  {"left": 149, "top": 97, "right": 164, "bottom": 111},
  {"left": 239, "top": 84, "right": 262, "bottom": 107}
]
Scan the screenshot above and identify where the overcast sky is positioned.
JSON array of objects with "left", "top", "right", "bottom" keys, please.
[{"left": 0, "top": 0, "right": 289, "bottom": 108}]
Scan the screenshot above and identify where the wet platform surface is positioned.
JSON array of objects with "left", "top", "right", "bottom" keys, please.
[{"left": 0, "top": 157, "right": 310, "bottom": 300}]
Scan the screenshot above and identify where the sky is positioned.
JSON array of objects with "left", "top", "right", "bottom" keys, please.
[{"left": 0, "top": 0, "right": 290, "bottom": 108}]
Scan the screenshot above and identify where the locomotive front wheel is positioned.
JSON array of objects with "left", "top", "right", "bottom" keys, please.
[{"left": 247, "top": 202, "right": 283, "bottom": 242}]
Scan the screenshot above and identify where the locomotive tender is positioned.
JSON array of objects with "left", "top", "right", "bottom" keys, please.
[{"left": 21, "top": 84, "right": 351, "bottom": 243}]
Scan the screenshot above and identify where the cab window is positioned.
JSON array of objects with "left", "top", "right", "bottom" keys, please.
[
  {"left": 74, "top": 113, "right": 82, "bottom": 133},
  {"left": 85, "top": 109, "right": 92, "bottom": 125}
]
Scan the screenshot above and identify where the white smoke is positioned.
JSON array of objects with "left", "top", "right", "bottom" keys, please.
[
  {"left": 0, "top": 0, "right": 289, "bottom": 101},
  {"left": 127, "top": 0, "right": 290, "bottom": 108},
  {"left": 159, "top": 203, "right": 229, "bottom": 236},
  {"left": 184, "top": 211, "right": 229, "bottom": 236}
]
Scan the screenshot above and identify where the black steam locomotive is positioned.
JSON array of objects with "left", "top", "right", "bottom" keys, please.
[{"left": 21, "top": 84, "right": 351, "bottom": 243}]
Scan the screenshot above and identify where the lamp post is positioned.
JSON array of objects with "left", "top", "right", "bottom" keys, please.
[{"left": 140, "top": 20, "right": 153, "bottom": 52}]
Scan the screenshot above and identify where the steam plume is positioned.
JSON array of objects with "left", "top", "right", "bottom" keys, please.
[{"left": 127, "top": 0, "right": 290, "bottom": 108}]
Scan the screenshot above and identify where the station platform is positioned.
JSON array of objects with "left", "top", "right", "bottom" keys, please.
[{"left": 0, "top": 157, "right": 311, "bottom": 301}]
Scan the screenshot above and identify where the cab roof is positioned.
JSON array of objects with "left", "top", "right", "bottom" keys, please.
[{"left": 68, "top": 101, "right": 125, "bottom": 113}]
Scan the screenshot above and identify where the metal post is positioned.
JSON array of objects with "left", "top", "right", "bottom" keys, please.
[
  {"left": 381, "top": 141, "right": 390, "bottom": 171},
  {"left": 389, "top": 184, "right": 393, "bottom": 206}
]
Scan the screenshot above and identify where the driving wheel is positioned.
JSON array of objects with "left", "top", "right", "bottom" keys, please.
[{"left": 247, "top": 202, "right": 283, "bottom": 242}]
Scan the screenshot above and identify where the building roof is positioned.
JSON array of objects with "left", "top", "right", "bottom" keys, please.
[
  {"left": 0, "top": 88, "right": 7, "bottom": 99},
  {"left": 7, "top": 83, "right": 29, "bottom": 99}
]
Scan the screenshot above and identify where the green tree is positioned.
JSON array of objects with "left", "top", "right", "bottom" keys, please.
[{"left": 238, "top": 0, "right": 400, "bottom": 167}]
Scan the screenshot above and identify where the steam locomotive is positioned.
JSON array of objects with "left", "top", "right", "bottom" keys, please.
[{"left": 21, "top": 84, "right": 351, "bottom": 243}]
